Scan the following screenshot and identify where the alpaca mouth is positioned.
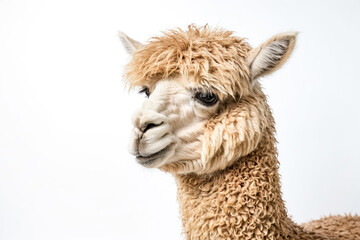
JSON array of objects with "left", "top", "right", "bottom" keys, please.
[{"left": 136, "top": 145, "right": 171, "bottom": 167}]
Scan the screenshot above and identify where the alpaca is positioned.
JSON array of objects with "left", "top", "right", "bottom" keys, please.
[{"left": 119, "top": 25, "right": 360, "bottom": 240}]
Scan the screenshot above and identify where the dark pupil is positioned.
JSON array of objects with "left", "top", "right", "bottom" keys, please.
[{"left": 196, "top": 92, "right": 218, "bottom": 106}]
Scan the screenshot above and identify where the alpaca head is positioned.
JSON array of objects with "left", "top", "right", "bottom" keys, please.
[{"left": 120, "top": 26, "right": 297, "bottom": 175}]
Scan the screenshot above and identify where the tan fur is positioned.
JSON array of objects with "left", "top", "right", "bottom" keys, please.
[
  {"left": 121, "top": 25, "right": 360, "bottom": 240},
  {"left": 123, "top": 25, "right": 251, "bottom": 100}
]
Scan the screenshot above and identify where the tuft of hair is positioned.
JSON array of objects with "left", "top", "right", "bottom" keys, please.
[{"left": 122, "top": 25, "right": 252, "bottom": 101}]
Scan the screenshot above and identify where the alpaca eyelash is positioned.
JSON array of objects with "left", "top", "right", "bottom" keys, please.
[
  {"left": 138, "top": 88, "right": 146, "bottom": 94},
  {"left": 138, "top": 87, "right": 150, "bottom": 97}
]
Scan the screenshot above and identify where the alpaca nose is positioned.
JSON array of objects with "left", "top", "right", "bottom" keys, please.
[
  {"left": 142, "top": 121, "right": 163, "bottom": 133},
  {"left": 131, "top": 109, "right": 166, "bottom": 133}
]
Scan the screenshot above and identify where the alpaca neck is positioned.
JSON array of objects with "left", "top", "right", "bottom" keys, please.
[{"left": 174, "top": 128, "right": 313, "bottom": 240}]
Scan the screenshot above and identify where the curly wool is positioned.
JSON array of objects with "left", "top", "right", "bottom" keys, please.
[{"left": 175, "top": 107, "right": 360, "bottom": 239}]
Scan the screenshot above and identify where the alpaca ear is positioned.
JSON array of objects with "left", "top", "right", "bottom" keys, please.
[
  {"left": 247, "top": 32, "right": 298, "bottom": 81},
  {"left": 118, "top": 32, "right": 144, "bottom": 54}
]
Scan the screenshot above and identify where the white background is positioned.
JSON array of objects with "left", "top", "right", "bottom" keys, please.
[{"left": 1, "top": 0, "right": 360, "bottom": 239}]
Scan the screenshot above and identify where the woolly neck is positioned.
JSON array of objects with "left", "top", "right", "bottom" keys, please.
[{"left": 174, "top": 127, "right": 325, "bottom": 240}]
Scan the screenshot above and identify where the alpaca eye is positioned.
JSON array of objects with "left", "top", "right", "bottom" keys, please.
[
  {"left": 194, "top": 92, "right": 219, "bottom": 106},
  {"left": 139, "top": 87, "right": 150, "bottom": 97}
]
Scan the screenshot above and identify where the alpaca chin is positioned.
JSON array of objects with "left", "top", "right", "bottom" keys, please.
[{"left": 136, "top": 144, "right": 175, "bottom": 168}]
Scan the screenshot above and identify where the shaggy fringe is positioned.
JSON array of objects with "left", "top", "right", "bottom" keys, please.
[{"left": 124, "top": 25, "right": 252, "bottom": 101}]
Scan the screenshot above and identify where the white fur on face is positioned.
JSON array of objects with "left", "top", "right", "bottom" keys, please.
[{"left": 128, "top": 79, "right": 218, "bottom": 169}]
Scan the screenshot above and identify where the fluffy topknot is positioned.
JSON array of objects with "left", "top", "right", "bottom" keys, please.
[{"left": 124, "top": 25, "right": 252, "bottom": 100}]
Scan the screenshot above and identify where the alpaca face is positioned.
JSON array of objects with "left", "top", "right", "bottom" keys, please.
[
  {"left": 128, "top": 78, "right": 219, "bottom": 170},
  {"left": 120, "top": 26, "right": 297, "bottom": 175}
]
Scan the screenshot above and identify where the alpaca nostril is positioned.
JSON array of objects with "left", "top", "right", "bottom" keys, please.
[{"left": 143, "top": 122, "right": 163, "bottom": 133}]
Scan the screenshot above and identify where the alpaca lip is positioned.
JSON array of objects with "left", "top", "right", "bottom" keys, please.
[{"left": 136, "top": 145, "right": 171, "bottom": 166}]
